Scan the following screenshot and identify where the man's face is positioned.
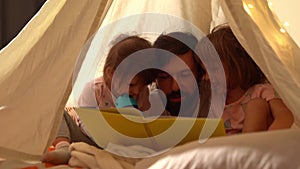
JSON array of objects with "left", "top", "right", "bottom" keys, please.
[{"left": 156, "top": 51, "right": 200, "bottom": 116}]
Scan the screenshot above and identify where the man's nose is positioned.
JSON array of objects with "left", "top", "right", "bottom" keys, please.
[{"left": 171, "top": 78, "right": 180, "bottom": 91}]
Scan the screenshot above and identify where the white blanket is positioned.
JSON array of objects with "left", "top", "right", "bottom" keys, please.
[
  {"left": 66, "top": 129, "right": 300, "bottom": 169},
  {"left": 68, "top": 142, "right": 137, "bottom": 169}
]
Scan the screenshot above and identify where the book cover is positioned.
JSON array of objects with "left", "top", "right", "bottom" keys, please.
[{"left": 75, "top": 107, "right": 226, "bottom": 151}]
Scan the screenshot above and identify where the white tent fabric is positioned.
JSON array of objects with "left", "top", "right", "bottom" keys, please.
[
  {"left": 0, "top": 0, "right": 106, "bottom": 160},
  {"left": 0, "top": 0, "right": 299, "bottom": 166},
  {"left": 0, "top": 0, "right": 213, "bottom": 161}
]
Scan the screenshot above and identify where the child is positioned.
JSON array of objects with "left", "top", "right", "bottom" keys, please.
[
  {"left": 42, "top": 35, "right": 156, "bottom": 164},
  {"left": 200, "top": 25, "right": 294, "bottom": 134},
  {"left": 77, "top": 35, "right": 154, "bottom": 111}
]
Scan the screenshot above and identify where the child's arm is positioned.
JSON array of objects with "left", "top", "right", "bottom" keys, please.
[
  {"left": 242, "top": 98, "right": 271, "bottom": 133},
  {"left": 268, "top": 98, "right": 294, "bottom": 130}
]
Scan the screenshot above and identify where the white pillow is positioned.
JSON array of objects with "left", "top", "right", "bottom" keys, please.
[{"left": 136, "top": 129, "right": 300, "bottom": 169}]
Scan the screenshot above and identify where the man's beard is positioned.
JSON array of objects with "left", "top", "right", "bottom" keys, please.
[{"left": 165, "top": 90, "right": 199, "bottom": 117}]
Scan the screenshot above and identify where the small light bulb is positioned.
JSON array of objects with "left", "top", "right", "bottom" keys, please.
[
  {"left": 0, "top": 106, "right": 6, "bottom": 110},
  {"left": 284, "top": 22, "right": 290, "bottom": 27},
  {"left": 243, "top": 2, "right": 252, "bottom": 15},
  {"left": 268, "top": 1, "right": 273, "bottom": 7},
  {"left": 280, "top": 28, "right": 286, "bottom": 33}
]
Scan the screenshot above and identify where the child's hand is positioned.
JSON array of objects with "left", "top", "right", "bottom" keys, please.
[{"left": 116, "top": 94, "right": 138, "bottom": 108}]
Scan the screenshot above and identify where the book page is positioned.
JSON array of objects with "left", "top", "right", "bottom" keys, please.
[
  {"left": 75, "top": 108, "right": 157, "bottom": 149},
  {"left": 75, "top": 107, "right": 226, "bottom": 151}
]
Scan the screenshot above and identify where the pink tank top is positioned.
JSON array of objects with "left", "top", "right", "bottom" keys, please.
[{"left": 222, "top": 83, "right": 278, "bottom": 134}]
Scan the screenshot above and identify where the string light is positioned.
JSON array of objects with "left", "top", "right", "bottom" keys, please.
[
  {"left": 247, "top": 4, "right": 254, "bottom": 8},
  {"left": 243, "top": 2, "right": 252, "bottom": 15},
  {"left": 0, "top": 106, "right": 6, "bottom": 110},
  {"left": 284, "top": 21, "right": 290, "bottom": 27},
  {"left": 280, "top": 28, "right": 286, "bottom": 33},
  {"left": 268, "top": 1, "right": 273, "bottom": 8}
]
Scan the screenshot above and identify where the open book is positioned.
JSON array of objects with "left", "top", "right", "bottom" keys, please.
[{"left": 75, "top": 107, "right": 226, "bottom": 152}]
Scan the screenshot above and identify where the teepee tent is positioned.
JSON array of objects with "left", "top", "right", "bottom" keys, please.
[
  {"left": 0, "top": 0, "right": 299, "bottom": 167},
  {"left": 0, "top": 0, "right": 105, "bottom": 160}
]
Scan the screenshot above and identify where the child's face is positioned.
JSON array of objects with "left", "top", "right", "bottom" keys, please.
[
  {"left": 108, "top": 67, "right": 148, "bottom": 101},
  {"left": 128, "top": 76, "right": 148, "bottom": 102},
  {"left": 201, "top": 60, "right": 228, "bottom": 94}
]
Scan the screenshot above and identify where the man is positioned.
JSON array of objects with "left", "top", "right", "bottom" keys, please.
[{"left": 152, "top": 32, "right": 210, "bottom": 117}]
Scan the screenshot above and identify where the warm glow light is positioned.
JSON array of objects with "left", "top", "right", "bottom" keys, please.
[
  {"left": 243, "top": 2, "right": 252, "bottom": 15},
  {"left": 284, "top": 21, "right": 290, "bottom": 27},
  {"left": 248, "top": 4, "right": 254, "bottom": 8},
  {"left": 0, "top": 106, "right": 6, "bottom": 110},
  {"left": 270, "top": 0, "right": 299, "bottom": 46},
  {"left": 268, "top": 1, "right": 273, "bottom": 7},
  {"left": 280, "top": 28, "right": 286, "bottom": 33}
]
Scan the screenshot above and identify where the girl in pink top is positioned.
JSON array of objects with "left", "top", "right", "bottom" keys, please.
[
  {"left": 78, "top": 35, "right": 154, "bottom": 111},
  {"left": 43, "top": 35, "right": 156, "bottom": 164},
  {"left": 77, "top": 75, "right": 150, "bottom": 111},
  {"left": 202, "top": 25, "right": 294, "bottom": 134}
]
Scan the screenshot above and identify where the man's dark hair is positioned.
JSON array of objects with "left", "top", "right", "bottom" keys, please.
[
  {"left": 153, "top": 32, "right": 197, "bottom": 55},
  {"left": 153, "top": 32, "right": 205, "bottom": 79}
]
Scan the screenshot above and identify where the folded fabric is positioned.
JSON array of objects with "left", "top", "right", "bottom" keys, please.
[
  {"left": 105, "top": 143, "right": 157, "bottom": 158},
  {"left": 68, "top": 142, "right": 124, "bottom": 169}
]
